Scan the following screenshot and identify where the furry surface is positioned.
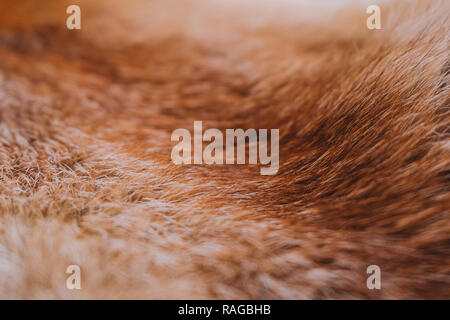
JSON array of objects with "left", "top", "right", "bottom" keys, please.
[{"left": 0, "top": 0, "right": 448, "bottom": 299}]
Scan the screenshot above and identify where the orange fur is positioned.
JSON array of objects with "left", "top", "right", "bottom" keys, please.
[{"left": 0, "top": 0, "right": 448, "bottom": 299}]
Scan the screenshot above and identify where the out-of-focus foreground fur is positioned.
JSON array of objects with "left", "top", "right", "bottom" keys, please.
[{"left": 0, "top": 0, "right": 448, "bottom": 299}]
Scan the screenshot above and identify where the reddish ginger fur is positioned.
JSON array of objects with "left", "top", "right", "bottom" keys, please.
[{"left": 0, "top": 0, "right": 448, "bottom": 299}]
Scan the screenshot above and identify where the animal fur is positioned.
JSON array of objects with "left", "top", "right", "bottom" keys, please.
[{"left": 0, "top": 0, "right": 448, "bottom": 299}]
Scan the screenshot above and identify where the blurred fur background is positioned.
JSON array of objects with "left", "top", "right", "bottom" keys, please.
[{"left": 0, "top": 0, "right": 448, "bottom": 299}]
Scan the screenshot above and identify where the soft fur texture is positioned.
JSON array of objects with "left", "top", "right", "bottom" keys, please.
[{"left": 0, "top": 0, "right": 448, "bottom": 299}]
